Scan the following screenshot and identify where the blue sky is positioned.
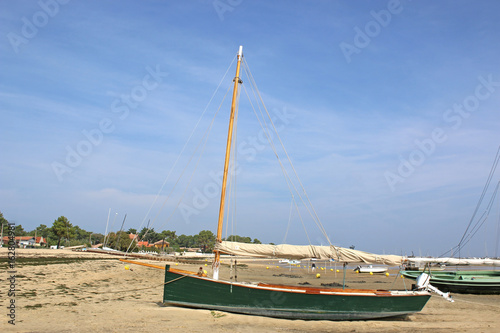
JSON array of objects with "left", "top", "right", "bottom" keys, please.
[{"left": 1, "top": 0, "right": 499, "bottom": 257}]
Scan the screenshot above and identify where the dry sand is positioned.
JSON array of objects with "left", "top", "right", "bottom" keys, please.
[{"left": 1, "top": 248, "right": 499, "bottom": 332}]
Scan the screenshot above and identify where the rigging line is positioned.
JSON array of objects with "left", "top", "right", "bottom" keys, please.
[
  {"left": 459, "top": 152, "right": 498, "bottom": 246},
  {"left": 458, "top": 145, "right": 500, "bottom": 251},
  {"left": 239, "top": 82, "right": 302, "bottom": 227},
  {"left": 442, "top": 148, "right": 500, "bottom": 258},
  {"left": 240, "top": 71, "right": 315, "bottom": 244},
  {"left": 242, "top": 59, "right": 330, "bottom": 242},
  {"left": 242, "top": 60, "right": 331, "bottom": 244},
  {"left": 132, "top": 114, "right": 219, "bottom": 253},
  {"left": 292, "top": 191, "right": 314, "bottom": 245},
  {"left": 239, "top": 68, "right": 298, "bottom": 204},
  {"left": 458, "top": 181, "right": 500, "bottom": 251},
  {"left": 152, "top": 83, "right": 235, "bottom": 234},
  {"left": 240, "top": 81, "right": 294, "bottom": 193},
  {"left": 495, "top": 184, "right": 500, "bottom": 258},
  {"left": 145, "top": 84, "right": 232, "bottom": 236},
  {"left": 114, "top": 214, "right": 127, "bottom": 250},
  {"left": 239, "top": 77, "right": 313, "bottom": 244},
  {"left": 463, "top": 209, "right": 492, "bottom": 247},
  {"left": 126, "top": 83, "right": 234, "bottom": 254},
  {"left": 462, "top": 208, "right": 492, "bottom": 246},
  {"left": 127, "top": 55, "right": 238, "bottom": 252},
  {"left": 282, "top": 195, "right": 295, "bottom": 244},
  {"left": 458, "top": 174, "right": 500, "bottom": 254}
]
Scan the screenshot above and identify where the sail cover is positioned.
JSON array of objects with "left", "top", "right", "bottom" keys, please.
[
  {"left": 216, "top": 241, "right": 404, "bottom": 266},
  {"left": 407, "top": 257, "right": 500, "bottom": 266}
]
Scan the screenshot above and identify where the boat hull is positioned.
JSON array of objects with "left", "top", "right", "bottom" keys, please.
[
  {"left": 401, "top": 270, "right": 500, "bottom": 294},
  {"left": 163, "top": 265, "right": 430, "bottom": 320},
  {"left": 354, "top": 265, "right": 388, "bottom": 274}
]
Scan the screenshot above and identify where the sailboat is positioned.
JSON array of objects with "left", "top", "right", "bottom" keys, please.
[
  {"left": 162, "top": 46, "right": 431, "bottom": 320},
  {"left": 401, "top": 269, "right": 500, "bottom": 294},
  {"left": 402, "top": 147, "right": 500, "bottom": 294}
]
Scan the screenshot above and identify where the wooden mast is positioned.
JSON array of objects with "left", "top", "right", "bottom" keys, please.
[{"left": 213, "top": 45, "right": 243, "bottom": 280}]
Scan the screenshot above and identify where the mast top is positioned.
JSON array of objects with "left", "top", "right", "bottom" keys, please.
[{"left": 238, "top": 45, "right": 243, "bottom": 58}]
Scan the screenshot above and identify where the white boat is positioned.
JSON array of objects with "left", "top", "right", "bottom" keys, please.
[
  {"left": 404, "top": 260, "right": 446, "bottom": 271},
  {"left": 354, "top": 265, "right": 388, "bottom": 274}
]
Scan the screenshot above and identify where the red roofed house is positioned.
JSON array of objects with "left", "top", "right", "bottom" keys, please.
[
  {"left": 2, "top": 236, "right": 47, "bottom": 247},
  {"left": 129, "top": 233, "right": 156, "bottom": 249},
  {"left": 34, "top": 236, "right": 47, "bottom": 247},
  {"left": 136, "top": 241, "right": 153, "bottom": 248}
]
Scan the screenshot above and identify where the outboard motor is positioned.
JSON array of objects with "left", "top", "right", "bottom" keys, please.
[{"left": 416, "top": 272, "right": 454, "bottom": 302}]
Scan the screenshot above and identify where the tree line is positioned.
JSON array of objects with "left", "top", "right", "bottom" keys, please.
[{"left": 0, "top": 211, "right": 261, "bottom": 252}]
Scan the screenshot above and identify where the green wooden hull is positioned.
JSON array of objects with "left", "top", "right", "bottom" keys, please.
[
  {"left": 163, "top": 265, "right": 430, "bottom": 320},
  {"left": 401, "top": 270, "right": 500, "bottom": 294}
]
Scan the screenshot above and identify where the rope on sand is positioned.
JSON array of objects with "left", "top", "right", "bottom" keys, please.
[
  {"left": 68, "top": 259, "right": 190, "bottom": 295},
  {"left": 84, "top": 275, "right": 188, "bottom": 294},
  {"left": 94, "top": 282, "right": 166, "bottom": 294},
  {"left": 451, "top": 297, "right": 500, "bottom": 309},
  {"left": 432, "top": 294, "right": 500, "bottom": 309},
  {"left": 119, "top": 258, "right": 166, "bottom": 270}
]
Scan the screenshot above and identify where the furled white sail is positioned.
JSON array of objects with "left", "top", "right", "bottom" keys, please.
[
  {"left": 407, "top": 257, "right": 500, "bottom": 266},
  {"left": 215, "top": 241, "right": 403, "bottom": 266}
]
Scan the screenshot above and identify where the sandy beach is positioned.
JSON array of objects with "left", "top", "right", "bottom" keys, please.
[{"left": 1, "top": 248, "right": 499, "bottom": 333}]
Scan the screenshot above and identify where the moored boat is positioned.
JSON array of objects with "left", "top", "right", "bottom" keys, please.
[
  {"left": 400, "top": 270, "right": 500, "bottom": 294},
  {"left": 354, "top": 265, "right": 388, "bottom": 274}
]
